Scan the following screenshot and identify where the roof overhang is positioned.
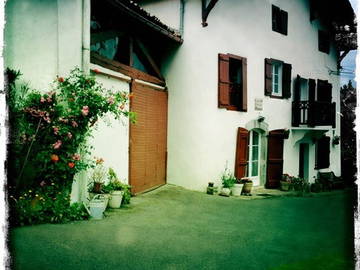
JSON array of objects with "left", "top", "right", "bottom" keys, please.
[{"left": 93, "top": 0, "right": 183, "bottom": 44}]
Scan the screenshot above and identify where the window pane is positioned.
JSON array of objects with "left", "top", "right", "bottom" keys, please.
[
  {"left": 251, "top": 161, "right": 258, "bottom": 176},
  {"left": 252, "top": 146, "right": 259, "bottom": 160},
  {"left": 253, "top": 131, "right": 259, "bottom": 145}
]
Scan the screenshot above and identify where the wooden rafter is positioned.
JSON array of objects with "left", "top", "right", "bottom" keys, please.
[
  {"left": 202, "top": 0, "right": 219, "bottom": 27},
  {"left": 133, "top": 37, "right": 164, "bottom": 80}
]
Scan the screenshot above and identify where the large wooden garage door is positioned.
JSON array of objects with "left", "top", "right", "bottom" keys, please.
[{"left": 129, "top": 81, "right": 168, "bottom": 194}]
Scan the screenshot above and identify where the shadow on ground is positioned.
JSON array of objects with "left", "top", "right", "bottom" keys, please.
[{"left": 8, "top": 185, "right": 356, "bottom": 270}]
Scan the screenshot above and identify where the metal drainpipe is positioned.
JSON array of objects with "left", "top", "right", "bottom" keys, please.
[
  {"left": 180, "top": 0, "right": 185, "bottom": 36},
  {"left": 82, "top": 0, "right": 90, "bottom": 74}
]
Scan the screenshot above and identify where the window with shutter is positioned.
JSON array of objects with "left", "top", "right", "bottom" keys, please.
[
  {"left": 218, "top": 53, "right": 247, "bottom": 111},
  {"left": 264, "top": 58, "right": 292, "bottom": 99},
  {"left": 317, "top": 79, "right": 332, "bottom": 102},
  {"left": 315, "top": 136, "right": 330, "bottom": 169},
  {"left": 235, "top": 127, "right": 249, "bottom": 179},
  {"left": 318, "top": 30, "right": 330, "bottom": 54},
  {"left": 272, "top": 5, "right": 288, "bottom": 35}
]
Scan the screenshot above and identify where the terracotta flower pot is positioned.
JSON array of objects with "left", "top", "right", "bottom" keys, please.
[{"left": 93, "top": 182, "right": 103, "bottom": 193}]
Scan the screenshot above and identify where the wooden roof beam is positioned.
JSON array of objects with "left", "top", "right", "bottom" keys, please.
[{"left": 202, "top": 0, "right": 219, "bottom": 27}]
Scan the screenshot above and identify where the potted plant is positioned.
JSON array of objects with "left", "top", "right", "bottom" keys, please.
[
  {"left": 241, "top": 177, "right": 253, "bottom": 195},
  {"left": 220, "top": 168, "right": 236, "bottom": 197},
  {"left": 280, "top": 174, "right": 293, "bottom": 191},
  {"left": 88, "top": 159, "right": 107, "bottom": 203},
  {"left": 231, "top": 178, "right": 244, "bottom": 197},
  {"left": 106, "top": 168, "right": 131, "bottom": 208}
]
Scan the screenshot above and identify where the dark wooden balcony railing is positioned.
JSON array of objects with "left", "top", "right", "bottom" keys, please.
[{"left": 292, "top": 101, "right": 336, "bottom": 127}]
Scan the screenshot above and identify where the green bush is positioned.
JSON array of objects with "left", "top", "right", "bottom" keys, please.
[{"left": 7, "top": 68, "right": 136, "bottom": 225}]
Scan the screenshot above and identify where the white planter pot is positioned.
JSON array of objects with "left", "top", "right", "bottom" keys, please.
[
  {"left": 109, "top": 191, "right": 124, "bottom": 208},
  {"left": 89, "top": 195, "right": 106, "bottom": 220},
  {"left": 220, "top": 188, "right": 231, "bottom": 197},
  {"left": 103, "top": 193, "right": 111, "bottom": 208},
  {"left": 231, "top": 184, "right": 244, "bottom": 196}
]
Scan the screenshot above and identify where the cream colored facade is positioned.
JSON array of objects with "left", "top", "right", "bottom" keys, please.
[
  {"left": 5, "top": 0, "right": 343, "bottom": 199},
  {"left": 140, "top": 0, "right": 341, "bottom": 190}
]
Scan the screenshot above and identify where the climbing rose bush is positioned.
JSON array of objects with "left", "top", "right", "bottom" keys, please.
[{"left": 7, "top": 68, "right": 136, "bottom": 226}]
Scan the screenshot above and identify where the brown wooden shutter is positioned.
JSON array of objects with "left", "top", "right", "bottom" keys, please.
[
  {"left": 240, "top": 58, "right": 247, "bottom": 111},
  {"left": 282, "top": 63, "right": 292, "bottom": 98},
  {"left": 218, "top": 54, "right": 230, "bottom": 107},
  {"left": 264, "top": 58, "right": 272, "bottom": 96},
  {"left": 316, "top": 136, "right": 330, "bottom": 169},
  {"left": 280, "top": 10, "right": 288, "bottom": 35},
  {"left": 266, "top": 129, "right": 285, "bottom": 188},
  {"left": 317, "top": 79, "right": 332, "bottom": 102},
  {"left": 235, "top": 127, "right": 249, "bottom": 179},
  {"left": 325, "top": 82, "right": 332, "bottom": 102},
  {"left": 272, "top": 5, "right": 280, "bottom": 32},
  {"left": 318, "top": 30, "right": 330, "bottom": 54},
  {"left": 308, "top": 79, "right": 316, "bottom": 102}
]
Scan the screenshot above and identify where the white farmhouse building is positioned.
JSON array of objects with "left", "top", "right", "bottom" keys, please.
[{"left": 5, "top": 0, "right": 356, "bottom": 200}]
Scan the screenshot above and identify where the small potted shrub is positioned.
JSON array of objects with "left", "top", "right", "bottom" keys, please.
[
  {"left": 107, "top": 168, "right": 131, "bottom": 208},
  {"left": 220, "top": 168, "right": 236, "bottom": 197},
  {"left": 241, "top": 177, "right": 253, "bottom": 195},
  {"left": 280, "top": 174, "right": 293, "bottom": 191}
]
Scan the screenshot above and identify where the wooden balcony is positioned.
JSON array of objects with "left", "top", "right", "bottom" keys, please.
[{"left": 292, "top": 101, "right": 336, "bottom": 128}]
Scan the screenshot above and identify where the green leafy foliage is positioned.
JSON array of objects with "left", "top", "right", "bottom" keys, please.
[
  {"left": 220, "top": 167, "right": 236, "bottom": 188},
  {"left": 104, "top": 167, "right": 131, "bottom": 205},
  {"left": 7, "top": 68, "right": 136, "bottom": 226},
  {"left": 340, "top": 81, "right": 356, "bottom": 185}
]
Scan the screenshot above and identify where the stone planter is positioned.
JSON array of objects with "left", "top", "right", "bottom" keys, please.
[
  {"left": 231, "top": 184, "right": 244, "bottom": 196},
  {"left": 280, "top": 181, "right": 292, "bottom": 191},
  {"left": 242, "top": 182, "right": 253, "bottom": 195}
]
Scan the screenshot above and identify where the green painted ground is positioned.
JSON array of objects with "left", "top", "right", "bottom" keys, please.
[{"left": 9, "top": 185, "right": 355, "bottom": 270}]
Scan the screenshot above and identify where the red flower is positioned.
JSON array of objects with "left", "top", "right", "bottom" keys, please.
[
  {"left": 68, "top": 162, "right": 75, "bottom": 168},
  {"left": 51, "top": 154, "right": 59, "bottom": 163},
  {"left": 58, "top": 77, "right": 64, "bottom": 83}
]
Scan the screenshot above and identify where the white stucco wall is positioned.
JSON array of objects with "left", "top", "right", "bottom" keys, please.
[{"left": 144, "top": 0, "right": 342, "bottom": 190}]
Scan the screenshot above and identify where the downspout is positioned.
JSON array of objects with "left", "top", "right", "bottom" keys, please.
[
  {"left": 180, "top": 0, "right": 185, "bottom": 36},
  {"left": 82, "top": 0, "right": 91, "bottom": 74}
]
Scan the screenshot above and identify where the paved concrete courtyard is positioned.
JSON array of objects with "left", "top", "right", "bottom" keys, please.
[{"left": 9, "top": 185, "right": 355, "bottom": 270}]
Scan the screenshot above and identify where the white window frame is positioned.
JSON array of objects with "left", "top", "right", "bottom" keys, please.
[
  {"left": 247, "top": 130, "right": 261, "bottom": 178},
  {"left": 272, "top": 61, "right": 283, "bottom": 97}
]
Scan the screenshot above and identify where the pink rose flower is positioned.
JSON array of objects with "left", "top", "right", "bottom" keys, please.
[
  {"left": 53, "top": 140, "right": 62, "bottom": 149},
  {"left": 71, "top": 121, "right": 78, "bottom": 128},
  {"left": 53, "top": 127, "right": 59, "bottom": 135},
  {"left": 81, "top": 106, "right": 89, "bottom": 116},
  {"left": 40, "top": 97, "right": 46, "bottom": 103}
]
